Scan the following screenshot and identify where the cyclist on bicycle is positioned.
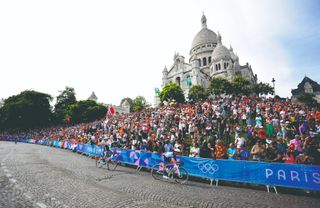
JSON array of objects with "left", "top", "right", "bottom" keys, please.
[
  {"left": 162, "top": 140, "right": 176, "bottom": 179},
  {"left": 98, "top": 139, "right": 110, "bottom": 163}
]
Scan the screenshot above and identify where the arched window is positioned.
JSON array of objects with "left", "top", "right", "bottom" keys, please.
[
  {"left": 176, "top": 77, "right": 181, "bottom": 86},
  {"left": 224, "top": 63, "right": 227, "bottom": 69},
  {"left": 203, "top": 57, "right": 207, "bottom": 66},
  {"left": 215, "top": 64, "right": 218, "bottom": 71},
  {"left": 208, "top": 57, "right": 211, "bottom": 64},
  {"left": 198, "top": 59, "right": 201, "bottom": 67},
  {"left": 218, "top": 64, "right": 221, "bottom": 70}
]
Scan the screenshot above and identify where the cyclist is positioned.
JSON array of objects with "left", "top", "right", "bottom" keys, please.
[
  {"left": 104, "top": 140, "right": 119, "bottom": 162},
  {"left": 99, "top": 141, "right": 110, "bottom": 163},
  {"left": 162, "top": 140, "right": 176, "bottom": 179}
]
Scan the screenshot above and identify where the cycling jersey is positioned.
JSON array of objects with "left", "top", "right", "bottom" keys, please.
[{"left": 163, "top": 151, "right": 176, "bottom": 164}]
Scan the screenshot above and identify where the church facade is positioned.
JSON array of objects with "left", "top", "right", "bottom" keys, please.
[
  {"left": 291, "top": 76, "right": 320, "bottom": 103},
  {"left": 161, "top": 14, "right": 257, "bottom": 96}
]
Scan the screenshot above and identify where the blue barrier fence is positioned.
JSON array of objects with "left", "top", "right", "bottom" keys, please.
[{"left": 1, "top": 138, "right": 319, "bottom": 191}]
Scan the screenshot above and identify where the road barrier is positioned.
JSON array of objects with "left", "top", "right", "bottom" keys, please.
[{"left": 1, "top": 138, "right": 319, "bottom": 191}]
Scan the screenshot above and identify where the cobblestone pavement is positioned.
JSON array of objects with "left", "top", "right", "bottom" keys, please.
[{"left": 0, "top": 142, "right": 319, "bottom": 208}]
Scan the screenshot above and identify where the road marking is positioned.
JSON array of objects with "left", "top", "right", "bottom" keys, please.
[{"left": 36, "top": 202, "right": 47, "bottom": 208}]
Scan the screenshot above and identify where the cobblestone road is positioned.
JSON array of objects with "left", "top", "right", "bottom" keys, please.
[{"left": 0, "top": 142, "right": 319, "bottom": 208}]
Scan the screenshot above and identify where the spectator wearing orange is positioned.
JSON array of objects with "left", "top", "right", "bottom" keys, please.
[{"left": 215, "top": 139, "right": 227, "bottom": 159}]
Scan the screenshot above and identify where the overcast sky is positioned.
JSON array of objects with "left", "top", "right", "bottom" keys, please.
[{"left": 0, "top": 0, "right": 319, "bottom": 106}]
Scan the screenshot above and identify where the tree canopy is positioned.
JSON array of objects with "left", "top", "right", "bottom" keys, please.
[
  {"left": 208, "top": 77, "right": 232, "bottom": 95},
  {"left": 252, "top": 82, "right": 274, "bottom": 96},
  {"left": 54, "top": 87, "right": 77, "bottom": 124},
  {"left": 159, "top": 83, "right": 185, "bottom": 103},
  {"left": 0, "top": 90, "right": 52, "bottom": 129},
  {"left": 131, "top": 96, "right": 149, "bottom": 112},
  {"left": 65, "top": 100, "right": 107, "bottom": 124},
  {"left": 188, "top": 85, "right": 208, "bottom": 102},
  {"left": 230, "top": 75, "right": 252, "bottom": 96},
  {"left": 209, "top": 76, "right": 273, "bottom": 97}
]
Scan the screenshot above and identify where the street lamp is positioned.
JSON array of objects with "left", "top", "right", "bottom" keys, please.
[{"left": 272, "top": 78, "right": 276, "bottom": 96}]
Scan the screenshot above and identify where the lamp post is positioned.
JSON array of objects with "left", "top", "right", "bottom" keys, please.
[{"left": 272, "top": 78, "right": 276, "bottom": 96}]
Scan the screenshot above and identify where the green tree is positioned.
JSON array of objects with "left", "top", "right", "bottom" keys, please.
[
  {"left": 230, "top": 75, "right": 252, "bottom": 96},
  {"left": 208, "top": 77, "right": 232, "bottom": 95},
  {"left": 188, "top": 85, "right": 208, "bottom": 102},
  {"left": 0, "top": 90, "right": 52, "bottom": 129},
  {"left": 131, "top": 96, "right": 149, "bottom": 112},
  {"left": 252, "top": 82, "right": 274, "bottom": 96},
  {"left": 65, "top": 100, "right": 107, "bottom": 124},
  {"left": 54, "top": 87, "right": 77, "bottom": 124},
  {"left": 297, "top": 93, "right": 319, "bottom": 108},
  {"left": 0, "top": 98, "right": 4, "bottom": 108},
  {"left": 159, "top": 83, "right": 185, "bottom": 103}
]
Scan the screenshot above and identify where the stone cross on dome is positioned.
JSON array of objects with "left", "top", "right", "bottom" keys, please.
[{"left": 201, "top": 12, "right": 207, "bottom": 28}]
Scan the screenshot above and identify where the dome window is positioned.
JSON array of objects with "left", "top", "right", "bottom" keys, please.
[{"left": 203, "top": 57, "right": 207, "bottom": 66}]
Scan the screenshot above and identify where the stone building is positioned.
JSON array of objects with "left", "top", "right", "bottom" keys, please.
[
  {"left": 291, "top": 76, "right": 320, "bottom": 102},
  {"left": 88, "top": 91, "right": 98, "bottom": 102},
  {"left": 161, "top": 13, "right": 257, "bottom": 96}
]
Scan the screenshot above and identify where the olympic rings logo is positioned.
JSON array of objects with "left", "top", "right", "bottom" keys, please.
[{"left": 198, "top": 162, "right": 219, "bottom": 174}]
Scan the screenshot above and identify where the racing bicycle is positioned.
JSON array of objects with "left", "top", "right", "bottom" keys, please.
[
  {"left": 96, "top": 150, "right": 120, "bottom": 171},
  {"left": 151, "top": 161, "right": 189, "bottom": 184}
]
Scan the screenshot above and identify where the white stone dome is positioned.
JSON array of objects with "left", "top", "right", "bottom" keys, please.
[
  {"left": 191, "top": 14, "right": 217, "bottom": 50},
  {"left": 191, "top": 28, "right": 217, "bottom": 49},
  {"left": 212, "top": 33, "right": 231, "bottom": 62}
]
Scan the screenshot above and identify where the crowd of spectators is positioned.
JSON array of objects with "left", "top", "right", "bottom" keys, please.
[{"left": 1, "top": 95, "right": 320, "bottom": 165}]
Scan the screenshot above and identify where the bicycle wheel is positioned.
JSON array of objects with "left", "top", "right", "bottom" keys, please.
[
  {"left": 97, "top": 159, "right": 104, "bottom": 168},
  {"left": 174, "top": 167, "right": 189, "bottom": 184},
  {"left": 107, "top": 159, "right": 118, "bottom": 171},
  {"left": 151, "top": 164, "right": 164, "bottom": 180}
]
